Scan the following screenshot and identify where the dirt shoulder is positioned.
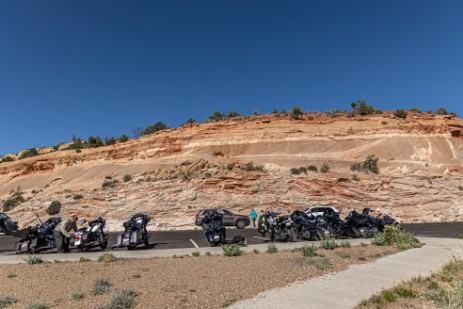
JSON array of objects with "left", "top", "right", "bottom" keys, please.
[{"left": 0, "top": 244, "right": 399, "bottom": 309}]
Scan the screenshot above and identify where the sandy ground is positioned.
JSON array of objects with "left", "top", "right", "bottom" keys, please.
[{"left": 0, "top": 245, "right": 399, "bottom": 309}]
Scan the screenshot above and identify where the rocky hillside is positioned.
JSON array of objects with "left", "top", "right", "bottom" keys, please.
[{"left": 1, "top": 111, "right": 463, "bottom": 231}]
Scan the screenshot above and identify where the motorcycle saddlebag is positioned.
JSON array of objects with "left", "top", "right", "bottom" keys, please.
[{"left": 130, "top": 231, "right": 140, "bottom": 244}]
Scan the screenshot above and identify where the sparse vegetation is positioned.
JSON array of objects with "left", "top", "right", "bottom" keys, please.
[
  {"left": 306, "top": 257, "right": 332, "bottom": 270},
  {"left": 118, "top": 135, "right": 129, "bottom": 143},
  {"left": 351, "top": 155, "right": 379, "bottom": 174},
  {"left": 222, "top": 244, "right": 242, "bottom": 257},
  {"left": 209, "top": 111, "right": 225, "bottom": 122},
  {"left": 0, "top": 156, "right": 14, "bottom": 163},
  {"left": 226, "top": 163, "right": 235, "bottom": 171},
  {"left": 320, "top": 163, "right": 330, "bottom": 173},
  {"left": 123, "top": 174, "right": 132, "bottom": 182},
  {"left": 241, "top": 162, "right": 264, "bottom": 172},
  {"left": 79, "top": 257, "right": 91, "bottom": 262},
  {"left": 142, "top": 122, "right": 168, "bottom": 136},
  {"left": 25, "top": 304, "right": 48, "bottom": 309},
  {"left": 2, "top": 195, "right": 25, "bottom": 212},
  {"left": 73, "top": 194, "right": 84, "bottom": 200},
  {"left": 372, "top": 226, "right": 423, "bottom": 250},
  {"left": 290, "top": 167, "right": 301, "bottom": 175},
  {"left": 25, "top": 255, "right": 43, "bottom": 265},
  {"left": 18, "top": 148, "right": 39, "bottom": 160},
  {"left": 71, "top": 292, "right": 85, "bottom": 301},
  {"left": 340, "top": 241, "right": 351, "bottom": 248},
  {"left": 291, "top": 106, "right": 304, "bottom": 119},
  {"left": 0, "top": 296, "right": 17, "bottom": 308},
  {"left": 351, "top": 174, "right": 360, "bottom": 181},
  {"left": 253, "top": 249, "right": 260, "bottom": 254},
  {"left": 102, "top": 179, "right": 119, "bottom": 189},
  {"left": 302, "top": 245, "right": 317, "bottom": 257},
  {"left": 192, "top": 251, "right": 200, "bottom": 257},
  {"left": 46, "top": 201, "right": 61, "bottom": 215},
  {"left": 307, "top": 165, "right": 318, "bottom": 172},
  {"left": 394, "top": 109, "right": 408, "bottom": 119},
  {"left": 97, "top": 251, "right": 118, "bottom": 263},
  {"left": 320, "top": 238, "right": 337, "bottom": 250},
  {"left": 267, "top": 244, "right": 278, "bottom": 254},
  {"left": 382, "top": 289, "right": 397, "bottom": 302},
  {"left": 91, "top": 279, "right": 112, "bottom": 295}
]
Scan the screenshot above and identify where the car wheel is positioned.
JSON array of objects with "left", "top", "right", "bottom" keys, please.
[{"left": 235, "top": 219, "right": 246, "bottom": 229}]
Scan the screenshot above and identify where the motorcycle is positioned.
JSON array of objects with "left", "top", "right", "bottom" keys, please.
[
  {"left": 291, "top": 210, "right": 334, "bottom": 240},
  {"left": 0, "top": 212, "right": 18, "bottom": 235},
  {"left": 376, "top": 213, "right": 401, "bottom": 231},
  {"left": 71, "top": 217, "right": 108, "bottom": 251},
  {"left": 114, "top": 214, "right": 151, "bottom": 250},
  {"left": 323, "top": 212, "right": 361, "bottom": 238},
  {"left": 344, "top": 208, "right": 380, "bottom": 238},
  {"left": 276, "top": 212, "right": 296, "bottom": 242},
  {"left": 13, "top": 217, "right": 62, "bottom": 253},
  {"left": 203, "top": 212, "right": 247, "bottom": 246},
  {"left": 257, "top": 211, "right": 279, "bottom": 242}
]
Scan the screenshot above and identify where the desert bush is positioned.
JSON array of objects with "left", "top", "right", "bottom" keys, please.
[
  {"left": 87, "top": 136, "right": 104, "bottom": 148},
  {"left": 394, "top": 109, "right": 408, "bottom": 119},
  {"left": 394, "top": 285, "right": 416, "bottom": 298},
  {"left": 241, "top": 162, "right": 263, "bottom": 172},
  {"left": 71, "top": 292, "right": 85, "bottom": 301},
  {"left": 79, "top": 257, "right": 91, "bottom": 262},
  {"left": 118, "top": 135, "right": 129, "bottom": 143},
  {"left": 25, "top": 304, "right": 48, "bottom": 309},
  {"left": 436, "top": 107, "right": 449, "bottom": 115},
  {"left": 25, "top": 255, "right": 43, "bottom": 265},
  {"left": 142, "top": 122, "right": 168, "bottom": 136},
  {"left": 340, "top": 240, "right": 351, "bottom": 248},
  {"left": 222, "top": 244, "right": 242, "bottom": 257},
  {"left": 253, "top": 249, "right": 260, "bottom": 254},
  {"left": 382, "top": 290, "right": 397, "bottom": 302},
  {"left": 459, "top": 185, "right": 463, "bottom": 191},
  {"left": 225, "top": 111, "right": 240, "bottom": 119},
  {"left": 363, "top": 155, "right": 379, "bottom": 174},
  {"left": 351, "top": 174, "right": 360, "bottom": 181},
  {"left": 102, "top": 179, "right": 119, "bottom": 189},
  {"left": 46, "top": 201, "right": 61, "bottom": 215},
  {"left": 2, "top": 195, "right": 25, "bottom": 212},
  {"left": 209, "top": 111, "right": 225, "bottom": 122},
  {"left": 290, "top": 168, "right": 301, "bottom": 175},
  {"left": 0, "top": 296, "right": 17, "bottom": 307},
  {"left": 91, "top": 279, "right": 112, "bottom": 295},
  {"left": 0, "top": 156, "right": 14, "bottom": 163},
  {"left": 320, "top": 164, "right": 330, "bottom": 173},
  {"left": 226, "top": 163, "right": 235, "bottom": 171},
  {"left": 95, "top": 289, "right": 138, "bottom": 309},
  {"left": 299, "top": 167, "right": 307, "bottom": 173},
  {"left": 267, "top": 244, "right": 278, "bottom": 254},
  {"left": 123, "top": 175, "right": 132, "bottom": 182},
  {"left": 191, "top": 251, "right": 200, "bottom": 257},
  {"left": 18, "top": 148, "right": 39, "bottom": 160},
  {"left": 291, "top": 106, "right": 304, "bottom": 119},
  {"left": 306, "top": 257, "right": 332, "bottom": 270},
  {"left": 302, "top": 245, "right": 317, "bottom": 257},
  {"left": 97, "top": 251, "right": 117, "bottom": 263},
  {"left": 73, "top": 194, "right": 84, "bottom": 200},
  {"left": 308, "top": 165, "right": 318, "bottom": 172},
  {"left": 320, "top": 238, "right": 337, "bottom": 250},
  {"left": 372, "top": 226, "right": 423, "bottom": 250}
]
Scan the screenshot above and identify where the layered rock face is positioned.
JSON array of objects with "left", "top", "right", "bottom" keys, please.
[{"left": 1, "top": 112, "right": 462, "bottom": 230}]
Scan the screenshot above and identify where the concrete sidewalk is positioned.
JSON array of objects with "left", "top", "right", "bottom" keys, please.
[{"left": 231, "top": 237, "right": 463, "bottom": 309}]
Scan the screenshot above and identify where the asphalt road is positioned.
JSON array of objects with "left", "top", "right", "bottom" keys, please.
[{"left": 0, "top": 222, "right": 461, "bottom": 255}]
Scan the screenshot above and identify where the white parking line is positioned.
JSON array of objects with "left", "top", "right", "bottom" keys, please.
[
  {"left": 189, "top": 239, "right": 199, "bottom": 248},
  {"left": 252, "top": 236, "right": 268, "bottom": 241}
]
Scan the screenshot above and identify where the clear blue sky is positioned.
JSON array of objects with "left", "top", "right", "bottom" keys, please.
[{"left": 1, "top": 0, "right": 462, "bottom": 155}]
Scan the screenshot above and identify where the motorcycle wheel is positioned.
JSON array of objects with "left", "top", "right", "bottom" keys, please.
[
  {"left": 100, "top": 241, "right": 108, "bottom": 250},
  {"left": 144, "top": 240, "right": 149, "bottom": 247}
]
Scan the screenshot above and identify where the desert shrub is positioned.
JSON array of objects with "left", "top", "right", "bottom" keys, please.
[
  {"left": 375, "top": 109, "right": 383, "bottom": 114},
  {"left": 191, "top": 251, "right": 200, "bottom": 257},
  {"left": 118, "top": 135, "right": 129, "bottom": 143},
  {"left": 255, "top": 165, "right": 264, "bottom": 172},
  {"left": 351, "top": 174, "right": 360, "bottom": 181},
  {"left": 394, "top": 285, "right": 416, "bottom": 298},
  {"left": 340, "top": 240, "right": 351, "bottom": 248},
  {"left": 436, "top": 107, "right": 449, "bottom": 115},
  {"left": 320, "top": 164, "right": 330, "bottom": 173},
  {"left": 0, "top": 296, "right": 17, "bottom": 307},
  {"left": 142, "top": 122, "right": 168, "bottom": 136},
  {"left": 306, "top": 257, "right": 332, "bottom": 270},
  {"left": 18, "top": 148, "right": 39, "bottom": 160},
  {"left": 308, "top": 165, "right": 318, "bottom": 172},
  {"left": 87, "top": 136, "right": 104, "bottom": 148},
  {"left": 95, "top": 290, "right": 138, "bottom": 309},
  {"left": 184, "top": 118, "right": 196, "bottom": 126},
  {"left": 291, "top": 106, "right": 304, "bottom": 119},
  {"left": 226, "top": 163, "right": 235, "bottom": 171},
  {"left": 394, "top": 109, "right": 408, "bottom": 119},
  {"left": 320, "top": 238, "right": 337, "bottom": 250},
  {"left": 222, "top": 244, "right": 242, "bottom": 256},
  {"left": 46, "top": 201, "right": 61, "bottom": 215},
  {"left": 459, "top": 185, "right": 463, "bottom": 191},
  {"left": 382, "top": 290, "right": 397, "bottom": 302},
  {"left": 73, "top": 194, "right": 84, "bottom": 200},
  {"left": 290, "top": 168, "right": 301, "bottom": 175},
  {"left": 104, "top": 137, "right": 116, "bottom": 146},
  {"left": 0, "top": 156, "right": 14, "bottom": 163},
  {"left": 123, "top": 175, "right": 132, "bottom": 182},
  {"left": 409, "top": 107, "right": 420, "bottom": 112},
  {"left": 226, "top": 111, "right": 240, "bottom": 119},
  {"left": 204, "top": 172, "right": 212, "bottom": 178},
  {"left": 299, "top": 167, "right": 307, "bottom": 173},
  {"left": 2, "top": 195, "right": 24, "bottom": 212},
  {"left": 79, "top": 257, "right": 91, "bottom": 262},
  {"left": 98, "top": 251, "right": 117, "bottom": 263},
  {"left": 71, "top": 292, "right": 85, "bottom": 301},
  {"left": 91, "top": 279, "right": 112, "bottom": 295},
  {"left": 267, "top": 244, "right": 278, "bottom": 254},
  {"left": 372, "top": 226, "right": 423, "bottom": 250},
  {"left": 280, "top": 109, "right": 288, "bottom": 115},
  {"left": 302, "top": 245, "right": 317, "bottom": 257},
  {"left": 363, "top": 155, "right": 379, "bottom": 174},
  {"left": 253, "top": 249, "right": 260, "bottom": 254},
  {"left": 241, "top": 162, "right": 261, "bottom": 171},
  {"left": 25, "top": 255, "right": 43, "bottom": 265},
  {"left": 209, "top": 111, "right": 225, "bottom": 122},
  {"left": 205, "top": 252, "right": 211, "bottom": 256},
  {"left": 102, "top": 179, "right": 119, "bottom": 189}
]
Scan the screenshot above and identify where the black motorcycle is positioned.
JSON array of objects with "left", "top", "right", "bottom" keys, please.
[
  {"left": 291, "top": 210, "right": 333, "bottom": 240},
  {"left": 71, "top": 217, "right": 108, "bottom": 251},
  {"left": 0, "top": 212, "right": 18, "bottom": 235},
  {"left": 344, "top": 208, "right": 380, "bottom": 238},
  {"left": 323, "top": 212, "right": 361, "bottom": 238},
  {"left": 114, "top": 214, "right": 150, "bottom": 250},
  {"left": 276, "top": 212, "right": 296, "bottom": 242},
  {"left": 257, "top": 211, "right": 279, "bottom": 242},
  {"left": 14, "top": 217, "right": 62, "bottom": 253},
  {"left": 203, "top": 212, "right": 246, "bottom": 246}
]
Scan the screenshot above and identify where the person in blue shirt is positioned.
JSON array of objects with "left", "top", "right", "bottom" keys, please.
[{"left": 249, "top": 209, "right": 257, "bottom": 227}]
